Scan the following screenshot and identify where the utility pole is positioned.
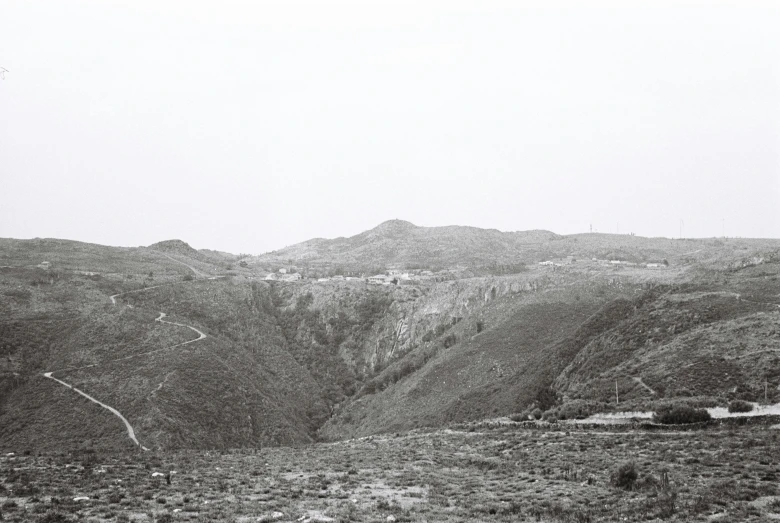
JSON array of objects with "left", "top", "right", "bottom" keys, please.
[
  {"left": 615, "top": 380, "right": 619, "bottom": 405},
  {"left": 765, "top": 379, "right": 768, "bottom": 404}
]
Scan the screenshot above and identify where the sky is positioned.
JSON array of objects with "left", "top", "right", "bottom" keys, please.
[{"left": 1, "top": 1, "right": 778, "bottom": 254}]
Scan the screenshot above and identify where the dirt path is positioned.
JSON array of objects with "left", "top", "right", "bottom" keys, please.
[
  {"left": 737, "top": 294, "right": 780, "bottom": 309},
  {"left": 43, "top": 287, "right": 209, "bottom": 451},
  {"left": 155, "top": 312, "right": 207, "bottom": 344},
  {"left": 157, "top": 251, "right": 209, "bottom": 278},
  {"left": 110, "top": 284, "right": 167, "bottom": 305},
  {"left": 42, "top": 372, "right": 149, "bottom": 451},
  {"left": 632, "top": 376, "right": 656, "bottom": 395}
]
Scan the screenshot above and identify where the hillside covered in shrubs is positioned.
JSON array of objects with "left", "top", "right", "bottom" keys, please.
[{"left": 2, "top": 228, "right": 780, "bottom": 450}]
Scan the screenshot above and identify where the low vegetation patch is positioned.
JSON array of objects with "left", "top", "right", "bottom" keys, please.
[
  {"left": 653, "top": 405, "right": 712, "bottom": 424},
  {"left": 728, "top": 399, "right": 754, "bottom": 413},
  {"left": 611, "top": 461, "right": 638, "bottom": 490}
]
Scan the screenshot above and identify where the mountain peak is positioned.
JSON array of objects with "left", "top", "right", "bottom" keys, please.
[
  {"left": 372, "top": 219, "right": 418, "bottom": 233},
  {"left": 148, "top": 239, "right": 199, "bottom": 256}
]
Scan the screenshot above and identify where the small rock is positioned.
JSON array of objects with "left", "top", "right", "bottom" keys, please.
[
  {"left": 173, "top": 509, "right": 182, "bottom": 513},
  {"left": 73, "top": 496, "right": 89, "bottom": 502},
  {"left": 151, "top": 472, "right": 165, "bottom": 477},
  {"left": 5, "top": 452, "right": 14, "bottom": 457},
  {"left": 386, "top": 516, "right": 396, "bottom": 523},
  {"left": 272, "top": 512, "right": 284, "bottom": 520}
]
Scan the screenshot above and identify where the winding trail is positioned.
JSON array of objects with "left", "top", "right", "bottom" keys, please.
[
  {"left": 154, "top": 312, "right": 207, "bottom": 345},
  {"left": 110, "top": 285, "right": 166, "bottom": 305},
  {"left": 43, "top": 283, "right": 209, "bottom": 451}
]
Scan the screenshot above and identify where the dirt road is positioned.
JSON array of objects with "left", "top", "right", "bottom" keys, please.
[
  {"left": 43, "top": 288, "right": 208, "bottom": 450},
  {"left": 42, "top": 372, "right": 148, "bottom": 450}
]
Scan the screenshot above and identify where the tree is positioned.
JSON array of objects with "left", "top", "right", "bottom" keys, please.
[{"left": 534, "top": 386, "right": 558, "bottom": 411}]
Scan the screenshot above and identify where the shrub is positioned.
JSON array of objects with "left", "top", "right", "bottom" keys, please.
[
  {"left": 510, "top": 411, "right": 530, "bottom": 422},
  {"left": 728, "top": 400, "right": 754, "bottom": 413},
  {"left": 534, "top": 386, "right": 559, "bottom": 411},
  {"left": 654, "top": 405, "right": 711, "bottom": 424},
  {"left": 556, "top": 400, "right": 606, "bottom": 420},
  {"left": 443, "top": 334, "right": 457, "bottom": 349},
  {"left": 611, "top": 461, "right": 638, "bottom": 490},
  {"left": 183, "top": 274, "right": 194, "bottom": 281},
  {"left": 36, "top": 512, "right": 70, "bottom": 523}
]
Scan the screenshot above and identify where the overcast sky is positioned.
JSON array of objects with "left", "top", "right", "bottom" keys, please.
[{"left": 1, "top": 1, "right": 778, "bottom": 254}]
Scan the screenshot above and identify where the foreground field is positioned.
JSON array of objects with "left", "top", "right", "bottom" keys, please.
[{"left": 2, "top": 423, "right": 780, "bottom": 522}]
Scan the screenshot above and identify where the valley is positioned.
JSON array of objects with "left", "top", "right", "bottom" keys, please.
[{"left": 1, "top": 222, "right": 780, "bottom": 521}]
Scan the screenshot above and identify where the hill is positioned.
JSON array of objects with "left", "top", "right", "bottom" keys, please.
[
  {"left": 251, "top": 220, "right": 561, "bottom": 272},
  {"left": 250, "top": 220, "right": 780, "bottom": 274},
  {"left": 3, "top": 227, "right": 780, "bottom": 451}
]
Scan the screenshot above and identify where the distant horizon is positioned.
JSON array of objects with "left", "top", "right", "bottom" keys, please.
[{"left": 3, "top": 217, "right": 779, "bottom": 256}]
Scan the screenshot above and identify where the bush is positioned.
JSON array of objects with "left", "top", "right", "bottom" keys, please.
[
  {"left": 443, "top": 334, "right": 457, "bottom": 349},
  {"left": 36, "top": 512, "right": 70, "bottom": 523},
  {"left": 534, "top": 386, "right": 559, "bottom": 411},
  {"left": 611, "top": 462, "right": 638, "bottom": 490},
  {"left": 728, "top": 400, "right": 754, "bottom": 413},
  {"left": 654, "top": 405, "right": 712, "bottom": 424},
  {"left": 556, "top": 400, "right": 607, "bottom": 420},
  {"left": 183, "top": 274, "right": 194, "bottom": 281}
]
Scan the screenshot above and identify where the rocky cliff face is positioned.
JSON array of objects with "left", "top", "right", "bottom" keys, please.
[{"left": 276, "top": 272, "right": 571, "bottom": 377}]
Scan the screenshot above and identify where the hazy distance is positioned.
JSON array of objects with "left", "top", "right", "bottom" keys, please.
[{"left": 1, "top": 1, "right": 778, "bottom": 254}]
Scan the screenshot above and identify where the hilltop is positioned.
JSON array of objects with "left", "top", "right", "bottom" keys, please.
[{"left": 251, "top": 220, "right": 561, "bottom": 271}]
